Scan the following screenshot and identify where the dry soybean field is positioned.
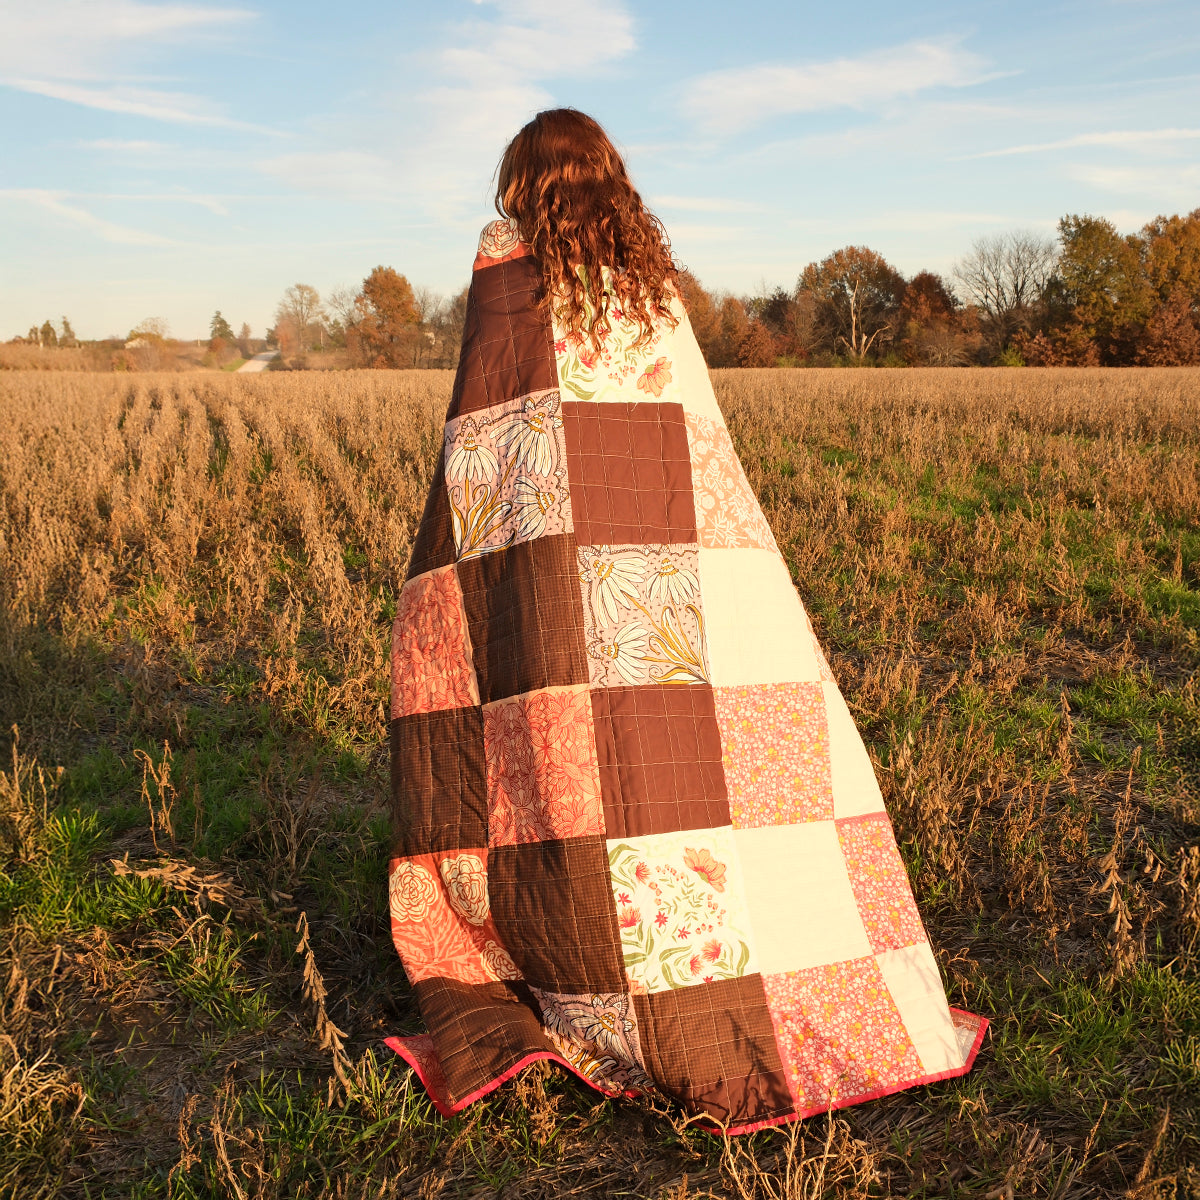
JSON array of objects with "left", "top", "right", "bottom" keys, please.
[{"left": 1, "top": 367, "right": 1199, "bottom": 1199}]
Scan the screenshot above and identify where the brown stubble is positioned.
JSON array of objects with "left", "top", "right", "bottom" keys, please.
[{"left": 1, "top": 365, "right": 1198, "bottom": 1197}]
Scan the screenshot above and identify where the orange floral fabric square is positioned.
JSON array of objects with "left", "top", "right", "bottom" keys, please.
[
  {"left": 388, "top": 851, "right": 521, "bottom": 985},
  {"left": 483, "top": 685, "right": 605, "bottom": 846},
  {"left": 713, "top": 683, "right": 834, "bottom": 827},
  {"left": 763, "top": 959, "right": 922, "bottom": 1110},
  {"left": 685, "top": 412, "right": 777, "bottom": 551},
  {"left": 390, "top": 566, "right": 480, "bottom": 718},
  {"left": 837, "top": 814, "right": 927, "bottom": 953}
]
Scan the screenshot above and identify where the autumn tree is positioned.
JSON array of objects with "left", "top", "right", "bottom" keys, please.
[
  {"left": 1137, "top": 289, "right": 1200, "bottom": 365},
  {"left": 60, "top": 317, "right": 76, "bottom": 347},
  {"left": 1141, "top": 208, "right": 1200, "bottom": 305},
  {"left": 896, "top": 271, "right": 977, "bottom": 365},
  {"left": 349, "top": 267, "right": 420, "bottom": 368},
  {"left": 954, "top": 231, "right": 1056, "bottom": 352},
  {"left": 1055, "top": 214, "right": 1148, "bottom": 359},
  {"left": 237, "top": 322, "right": 253, "bottom": 357},
  {"left": 39, "top": 320, "right": 57, "bottom": 348},
  {"left": 677, "top": 271, "right": 721, "bottom": 362},
  {"left": 797, "top": 246, "right": 905, "bottom": 360},
  {"left": 274, "top": 284, "right": 324, "bottom": 356}
]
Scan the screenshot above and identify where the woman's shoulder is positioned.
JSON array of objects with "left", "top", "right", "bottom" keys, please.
[{"left": 473, "top": 218, "right": 529, "bottom": 270}]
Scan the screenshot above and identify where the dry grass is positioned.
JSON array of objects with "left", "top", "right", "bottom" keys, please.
[{"left": 0, "top": 367, "right": 1198, "bottom": 1198}]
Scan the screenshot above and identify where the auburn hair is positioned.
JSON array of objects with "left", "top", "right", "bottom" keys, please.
[{"left": 496, "top": 108, "right": 678, "bottom": 351}]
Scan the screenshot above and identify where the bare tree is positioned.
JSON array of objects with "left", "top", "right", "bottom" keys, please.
[
  {"left": 275, "top": 284, "right": 324, "bottom": 354},
  {"left": 954, "top": 231, "right": 1057, "bottom": 350}
]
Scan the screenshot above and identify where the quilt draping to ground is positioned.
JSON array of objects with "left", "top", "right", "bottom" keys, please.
[{"left": 384, "top": 217, "right": 987, "bottom": 1133}]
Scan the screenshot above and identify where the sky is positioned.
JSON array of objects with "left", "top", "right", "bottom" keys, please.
[{"left": 1, "top": 0, "right": 1198, "bottom": 340}]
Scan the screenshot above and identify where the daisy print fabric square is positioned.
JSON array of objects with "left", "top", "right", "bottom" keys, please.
[
  {"left": 443, "top": 389, "right": 573, "bottom": 562},
  {"left": 607, "top": 827, "right": 758, "bottom": 994},
  {"left": 578, "top": 544, "right": 710, "bottom": 687}
]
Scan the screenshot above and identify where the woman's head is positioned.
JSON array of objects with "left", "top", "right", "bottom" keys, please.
[{"left": 496, "top": 109, "right": 677, "bottom": 349}]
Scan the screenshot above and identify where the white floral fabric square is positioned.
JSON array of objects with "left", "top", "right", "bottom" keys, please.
[
  {"left": 443, "top": 389, "right": 573, "bottom": 561},
  {"left": 607, "top": 826, "right": 758, "bottom": 995},
  {"left": 577, "top": 543, "right": 710, "bottom": 688}
]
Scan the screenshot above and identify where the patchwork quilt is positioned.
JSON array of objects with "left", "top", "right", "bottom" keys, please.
[{"left": 383, "top": 218, "right": 986, "bottom": 1133}]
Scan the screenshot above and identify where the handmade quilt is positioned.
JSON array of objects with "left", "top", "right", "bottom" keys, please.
[{"left": 383, "top": 218, "right": 986, "bottom": 1133}]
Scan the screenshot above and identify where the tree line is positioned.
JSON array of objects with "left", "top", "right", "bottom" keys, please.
[{"left": 681, "top": 207, "right": 1200, "bottom": 368}]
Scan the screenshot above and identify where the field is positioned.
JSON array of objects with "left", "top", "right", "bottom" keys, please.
[{"left": 1, "top": 366, "right": 1198, "bottom": 1199}]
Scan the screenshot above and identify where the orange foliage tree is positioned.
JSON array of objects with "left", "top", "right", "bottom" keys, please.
[{"left": 348, "top": 268, "right": 421, "bottom": 368}]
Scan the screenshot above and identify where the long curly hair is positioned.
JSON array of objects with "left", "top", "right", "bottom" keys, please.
[{"left": 496, "top": 109, "right": 678, "bottom": 351}]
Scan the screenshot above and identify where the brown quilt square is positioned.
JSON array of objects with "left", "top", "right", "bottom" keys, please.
[
  {"left": 457, "top": 533, "right": 588, "bottom": 704},
  {"left": 448, "top": 258, "right": 557, "bottom": 420},
  {"left": 591, "top": 686, "right": 730, "bottom": 838},
  {"left": 405, "top": 450, "right": 456, "bottom": 580},
  {"left": 412, "top": 977, "right": 548, "bottom": 1106},
  {"left": 488, "top": 836, "right": 626, "bottom": 993},
  {"left": 390, "top": 707, "right": 488, "bottom": 855},
  {"left": 563, "top": 402, "right": 697, "bottom": 545},
  {"left": 634, "top": 974, "right": 795, "bottom": 1127}
]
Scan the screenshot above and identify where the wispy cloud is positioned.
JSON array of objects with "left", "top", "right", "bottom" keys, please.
[
  {"left": 0, "top": 1, "right": 258, "bottom": 126},
  {"left": 965, "top": 127, "right": 1200, "bottom": 158},
  {"left": 0, "top": 189, "right": 180, "bottom": 245},
  {"left": 681, "top": 38, "right": 991, "bottom": 135},
  {"left": 263, "top": 0, "right": 638, "bottom": 217}
]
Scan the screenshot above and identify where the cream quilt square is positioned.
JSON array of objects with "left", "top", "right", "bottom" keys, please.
[
  {"left": 734, "top": 821, "right": 871, "bottom": 974},
  {"left": 823, "top": 681, "right": 887, "bottom": 818},
  {"left": 698, "top": 547, "right": 820, "bottom": 687}
]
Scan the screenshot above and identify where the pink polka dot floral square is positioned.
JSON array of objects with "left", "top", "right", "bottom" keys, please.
[
  {"left": 713, "top": 683, "right": 834, "bottom": 827},
  {"left": 836, "top": 813, "right": 927, "bottom": 953},
  {"left": 763, "top": 958, "right": 922, "bottom": 1110}
]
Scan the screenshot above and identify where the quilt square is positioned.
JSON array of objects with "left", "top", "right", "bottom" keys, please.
[
  {"left": 837, "top": 814, "right": 927, "bottom": 953},
  {"left": 763, "top": 958, "right": 923, "bottom": 1111},
  {"left": 698, "top": 547, "right": 821, "bottom": 687},
  {"left": 488, "top": 836, "right": 626, "bottom": 993},
  {"left": 734, "top": 822, "right": 872, "bottom": 974},
  {"left": 483, "top": 685, "right": 604, "bottom": 847},
  {"left": 413, "top": 977, "right": 547, "bottom": 1107},
  {"left": 578, "top": 543, "right": 710, "bottom": 688},
  {"left": 388, "top": 851, "right": 521, "bottom": 986},
  {"left": 391, "top": 565, "right": 480, "bottom": 718},
  {"left": 607, "top": 826, "right": 757, "bottom": 995},
  {"left": 823, "top": 681, "right": 888, "bottom": 818},
  {"left": 552, "top": 278, "right": 683, "bottom": 407},
  {"left": 685, "top": 412, "right": 778, "bottom": 552},
  {"left": 633, "top": 974, "right": 794, "bottom": 1125},
  {"left": 457, "top": 533, "right": 589, "bottom": 704},
  {"left": 530, "top": 988, "right": 654, "bottom": 1094},
  {"left": 562, "top": 402, "right": 697, "bottom": 545},
  {"left": 391, "top": 707, "right": 488, "bottom": 855},
  {"left": 405, "top": 451, "right": 457, "bottom": 579},
  {"left": 449, "top": 256, "right": 557, "bottom": 419},
  {"left": 444, "top": 390, "right": 573, "bottom": 562},
  {"left": 713, "top": 683, "right": 834, "bottom": 828},
  {"left": 591, "top": 685, "right": 729, "bottom": 838}
]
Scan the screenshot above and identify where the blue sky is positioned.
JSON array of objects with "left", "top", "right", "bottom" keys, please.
[{"left": 2, "top": 0, "right": 1198, "bottom": 339}]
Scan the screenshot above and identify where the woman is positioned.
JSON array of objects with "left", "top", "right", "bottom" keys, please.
[{"left": 383, "top": 108, "right": 985, "bottom": 1133}]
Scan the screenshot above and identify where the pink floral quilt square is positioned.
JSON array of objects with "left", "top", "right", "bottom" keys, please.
[
  {"left": 713, "top": 683, "right": 834, "bottom": 827},
  {"left": 443, "top": 390, "right": 573, "bottom": 561},
  {"left": 483, "top": 685, "right": 605, "bottom": 847},
  {"left": 391, "top": 565, "right": 480, "bottom": 719},
  {"left": 577, "top": 543, "right": 710, "bottom": 688},
  {"left": 685, "top": 412, "right": 778, "bottom": 551},
  {"left": 763, "top": 959, "right": 923, "bottom": 1111},
  {"left": 836, "top": 814, "right": 927, "bottom": 953},
  {"left": 388, "top": 851, "right": 521, "bottom": 986}
]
